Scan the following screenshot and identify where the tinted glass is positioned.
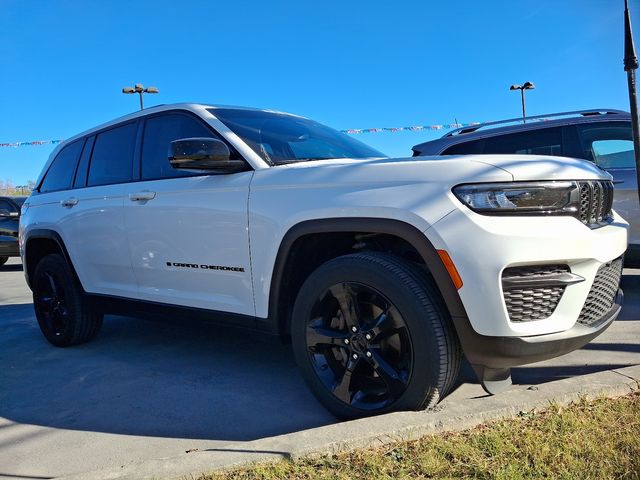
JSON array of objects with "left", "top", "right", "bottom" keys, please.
[
  {"left": 442, "top": 139, "right": 485, "bottom": 155},
  {"left": 74, "top": 135, "right": 95, "bottom": 188},
  {"left": 88, "top": 123, "right": 137, "bottom": 186},
  {"left": 210, "top": 108, "right": 386, "bottom": 164},
  {"left": 577, "top": 122, "right": 633, "bottom": 168},
  {"left": 591, "top": 140, "right": 634, "bottom": 169},
  {"left": 142, "top": 114, "right": 223, "bottom": 180},
  {"left": 0, "top": 199, "right": 16, "bottom": 213},
  {"left": 482, "top": 127, "right": 563, "bottom": 156},
  {"left": 40, "top": 140, "right": 84, "bottom": 193}
]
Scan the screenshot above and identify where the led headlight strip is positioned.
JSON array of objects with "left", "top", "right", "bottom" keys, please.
[{"left": 452, "top": 181, "right": 580, "bottom": 216}]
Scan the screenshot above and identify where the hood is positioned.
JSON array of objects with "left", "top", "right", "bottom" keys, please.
[
  {"left": 278, "top": 153, "right": 610, "bottom": 182},
  {"left": 411, "top": 154, "right": 611, "bottom": 182}
]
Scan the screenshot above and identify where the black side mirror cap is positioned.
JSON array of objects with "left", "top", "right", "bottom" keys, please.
[{"left": 169, "top": 137, "right": 246, "bottom": 172}]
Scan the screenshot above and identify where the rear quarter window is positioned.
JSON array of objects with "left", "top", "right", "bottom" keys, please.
[{"left": 39, "top": 140, "right": 84, "bottom": 193}]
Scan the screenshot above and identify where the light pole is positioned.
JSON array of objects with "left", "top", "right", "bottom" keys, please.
[
  {"left": 122, "top": 83, "right": 159, "bottom": 110},
  {"left": 509, "top": 81, "right": 535, "bottom": 123},
  {"left": 624, "top": 0, "right": 640, "bottom": 206}
]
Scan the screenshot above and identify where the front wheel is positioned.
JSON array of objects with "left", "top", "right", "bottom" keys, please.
[
  {"left": 291, "top": 252, "right": 461, "bottom": 419},
  {"left": 32, "top": 253, "right": 103, "bottom": 347},
  {"left": 0, "top": 256, "right": 8, "bottom": 266}
]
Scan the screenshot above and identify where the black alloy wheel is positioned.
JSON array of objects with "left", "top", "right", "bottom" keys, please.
[
  {"left": 33, "top": 253, "right": 103, "bottom": 347},
  {"left": 305, "top": 282, "right": 412, "bottom": 411},
  {"left": 34, "top": 269, "right": 72, "bottom": 340},
  {"left": 292, "top": 252, "right": 461, "bottom": 419}
]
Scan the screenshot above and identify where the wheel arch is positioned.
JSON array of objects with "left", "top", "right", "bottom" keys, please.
[
  {"left": 23, "top": 229, "right": 81, "bottom": 290},
  {"left": 268, "top": 218, "right": 469, "bottom": 337}
]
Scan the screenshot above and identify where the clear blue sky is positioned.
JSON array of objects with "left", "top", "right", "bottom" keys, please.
[{"left": 0, "top": 0, "right": 634, "bottom": 185}]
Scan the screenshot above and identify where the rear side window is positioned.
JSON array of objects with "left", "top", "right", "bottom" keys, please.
[
  {"left": 141, "top": 113, "right": 223, "bottom": 180},
  {"left": 576, "top": 122, "right": 634, "bottom": 169},
  {"left": 442, "top": 139, "right": 485, "bottom": 155},
  {"left": 0, "top": 199, "right": 18, "bottom": 213},
  {"left": 40, "top": 140, "right": 84, "bottom": 193},
  {"left": 88, "top": 123, "right": 137, "bottom": 187},
  {"left": 482, "top": 127, "right": 563, "bottom": 156}
]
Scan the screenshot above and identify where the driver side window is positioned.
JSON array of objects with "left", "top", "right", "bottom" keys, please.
[
  {"left": 577, "top": 122, "right": 634, "bottom": 170},
  {"left": 591, "top": 139, "right": 635, "bottom": 169},
  {"left": 141, "top": 113, "right": 235, "bottom": 180}
]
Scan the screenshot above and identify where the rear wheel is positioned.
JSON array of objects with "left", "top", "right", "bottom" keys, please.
[
  {"left": 291, "top": 252, "right": 461, "bottom": 419},
  {"left": 32, "top": 253, "right": 103, "bottom": 347},
  {"left": 0, "top": 256, "right": 8, "bottom": 266}
]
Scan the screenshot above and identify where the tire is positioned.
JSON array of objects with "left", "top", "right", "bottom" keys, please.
[
  {"left": 32, "top": 253, "right": 103, "bottom": 347},
  {"left": 291, "top": 252, "right": 462, "bottom": 419},
  {"left": 0, "top": 256, "right": 8, "bottom": 266}
]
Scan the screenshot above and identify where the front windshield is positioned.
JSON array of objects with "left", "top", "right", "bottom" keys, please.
[{"left": 209, "top": 108, "right": 387, "bottom": 164}]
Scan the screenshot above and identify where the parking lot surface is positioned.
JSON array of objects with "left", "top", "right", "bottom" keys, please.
[{"left": 1, "top": 257, "right": 640, "bottom": 480}]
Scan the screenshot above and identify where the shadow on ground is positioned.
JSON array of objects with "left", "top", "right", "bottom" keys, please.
[
  {"left": 0, "top": 304, "right": 335, "bottom": 442},
  {"left": 1, "top": 271, "right": 639, "bottom": 445},
  {"left": 0, "top": 263, "right": 22, "bottom": 272}
]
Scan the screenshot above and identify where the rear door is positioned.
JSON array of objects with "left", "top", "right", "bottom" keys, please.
[
  {"left": 123, "top": 111, "right": 255, "bottom": 315},
  {"left": 61, "top": 122, "right": 139, "bottom": 296}
]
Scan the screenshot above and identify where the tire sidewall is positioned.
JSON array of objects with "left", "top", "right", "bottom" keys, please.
[
  {"left": 33, "top": 254, "right": 83, "bottom": 347},
  {"left": 292, "top": 254, "right": 448, "bottom": 419}
]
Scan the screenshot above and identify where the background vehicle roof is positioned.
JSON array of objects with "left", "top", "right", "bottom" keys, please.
[
  {"left": 412, "top": 109, "right": 631, "bottom": 155},
  {"left": 0, "top": 196, "right": 27, "bottom": 203}
]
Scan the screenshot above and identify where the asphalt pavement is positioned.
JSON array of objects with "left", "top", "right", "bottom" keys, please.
[{"left": 1, "top": 257, "right": 639, "bottom": 480}]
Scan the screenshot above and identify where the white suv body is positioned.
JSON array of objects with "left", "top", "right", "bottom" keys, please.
[{"left": 20, "top": 103, "right": 628, "bottom": 418}]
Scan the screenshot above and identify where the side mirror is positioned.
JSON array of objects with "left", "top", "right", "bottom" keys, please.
[
  {"left": 0, "top": 209, "right": 18, "bottom": 218},
  {"left": 169, "top": 137, "right": 246, "bottom": 172}
]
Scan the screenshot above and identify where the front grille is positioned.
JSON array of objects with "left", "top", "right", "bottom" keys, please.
[
  {"left": 579, "top": 180, "right": 614, "bottom": 226},
  {"left": 503, "top": 265, "right": 570, "bottom": 322},
  {"left": 578, "top": 257, "right": 623, "bottom": 326}
]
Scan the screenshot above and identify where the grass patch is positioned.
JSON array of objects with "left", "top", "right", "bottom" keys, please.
[{"left": 201, "top": 392, "right": 640, "bottom": 480}]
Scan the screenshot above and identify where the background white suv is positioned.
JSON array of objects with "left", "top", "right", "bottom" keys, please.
[{"left": 20, "top": 103, "right": 628, "bottom": 418}]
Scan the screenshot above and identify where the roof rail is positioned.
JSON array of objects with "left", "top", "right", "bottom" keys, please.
[{"left": 442, "top": 109, "right": 629, "bottom": 137}]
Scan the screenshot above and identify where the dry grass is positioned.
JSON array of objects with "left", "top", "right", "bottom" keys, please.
[{"left": 200, "top": 392, "right": 640, "bottom": 480}]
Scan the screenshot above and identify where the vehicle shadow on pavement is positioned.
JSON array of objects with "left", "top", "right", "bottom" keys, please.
[
  {"left": 0, "top": 263, "right": 23, "bottom": 272},
  {"left": 0, "top": 303, "right": 336, "bottom": 442},
  {"left": 511, "top": 363, "right": 636, "bottom": 385}
]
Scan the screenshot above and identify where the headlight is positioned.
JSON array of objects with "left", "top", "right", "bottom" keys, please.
[{"left": 452, "top": 181, "right": 580, "bottom": 216}]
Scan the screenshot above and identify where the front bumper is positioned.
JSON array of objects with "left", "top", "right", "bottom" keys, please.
[
  {"left": 427, "top": 206, "right": 628, "bottom": 337},
  {"left": 453, "top": 289, "right": 622, "bottom": 369}
]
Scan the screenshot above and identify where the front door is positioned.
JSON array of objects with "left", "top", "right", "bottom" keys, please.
[{"left": 123, "top": 111, "right": 255, "bottom": 316}]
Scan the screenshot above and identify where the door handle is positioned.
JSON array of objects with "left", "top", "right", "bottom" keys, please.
[
  {"left": 60, "top": 197, "right": 78, "bottom": 208},
  {"left": 129, "top": 191, "right": 156, "bottom": 202}
]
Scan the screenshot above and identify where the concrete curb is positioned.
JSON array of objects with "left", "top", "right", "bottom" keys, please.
[{"left": 56, "top": 364, "right": 640, "bottom": 480}]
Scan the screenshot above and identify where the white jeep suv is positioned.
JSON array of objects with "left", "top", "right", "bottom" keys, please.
[{"left": 20, "top": 103, "right": 628, "bottom": 419}]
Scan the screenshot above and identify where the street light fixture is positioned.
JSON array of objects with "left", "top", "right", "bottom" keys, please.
[
  {"left": 122, "top": 83, "right": 159, "bottom": 110},
  {"left": 509, "top": 81, "right": 535, "bottom": 123}
]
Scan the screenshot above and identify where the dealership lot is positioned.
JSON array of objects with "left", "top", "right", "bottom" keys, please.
[{"left": 1, "top": 257, "right": 640, "bottom": 480}]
